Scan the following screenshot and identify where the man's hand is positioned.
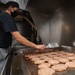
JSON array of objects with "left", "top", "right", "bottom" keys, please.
[{"left": 35, "top": 44, "right": 46, "bottom": 50}]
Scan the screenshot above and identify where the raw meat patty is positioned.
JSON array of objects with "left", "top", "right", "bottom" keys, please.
[
  {"left": 48, "top": 59, "right": 59, "bottom": 65},
  {"left": 52, "top": 64, "right": 68, "bottom": 72},
  {"left": 66, "top": 61, "right": 75, "bottom": 68},
  {"left": 58, "top": 58, "right": 69, "bottom": 63},
  {"left": 34, "top": 60, "right": 45, "bottom": 64},
  {"left": 38, "top": 63, "right": 51, "bottom": 69},
  {"left": 38, "top": 68, "right": 55, "bottom": 75}
]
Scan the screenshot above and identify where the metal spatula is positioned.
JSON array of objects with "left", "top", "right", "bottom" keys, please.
[{"left": 46, "top": 43, "right": 59, "bottom": 48}]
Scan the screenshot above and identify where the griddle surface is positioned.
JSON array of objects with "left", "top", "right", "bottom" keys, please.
[{"left": 55, "top": 69, "right": 75, "bottom": 75}]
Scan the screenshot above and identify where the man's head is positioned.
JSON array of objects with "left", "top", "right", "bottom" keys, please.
[{"left": 6, "top": 1, "right": 19, "bottom": 17}]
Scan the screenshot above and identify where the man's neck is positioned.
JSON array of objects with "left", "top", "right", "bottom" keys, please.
[{"left": 5, "top": 10, "right": 11, "bottom": 15}]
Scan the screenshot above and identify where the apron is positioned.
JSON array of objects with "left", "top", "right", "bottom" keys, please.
[{"left": 0, "top": 48, "right": 9, "bottom": 75}]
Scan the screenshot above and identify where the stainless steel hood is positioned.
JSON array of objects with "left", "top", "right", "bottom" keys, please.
[
  {"left": 26, "top": 0, "right": 75, "bottom": 47},
  {"left": 27, "top": 0, "right": 75, "bottom": 15}
]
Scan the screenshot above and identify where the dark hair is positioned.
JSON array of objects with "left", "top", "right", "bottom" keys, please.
[{"left": 6, "top": 1, "right": 19, "bottom": 8}]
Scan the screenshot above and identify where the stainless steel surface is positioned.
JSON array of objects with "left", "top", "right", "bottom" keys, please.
[
  {"left": 21, "top": 55, "right": 31, "bottom": 75},
  {"left": 12, "top": 55, "right": 23, "bottom": 75},
  {"left": 26, "top": 0, "right": 75, "bottom": 47},
  {"left": 46, "top": 43, "right": 59, "bottom": 48},
  {"left": 55, "top": 69, "right": 75, "bottom": 75},
  {"left": 12, "top": 53, "right": 32, "bottom": 75}
]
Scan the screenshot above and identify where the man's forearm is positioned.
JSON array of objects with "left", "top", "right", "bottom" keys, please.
[
  {"left": 11, "top": 31, "right": 36, "bottom": 48},
  {"left": 16, "top": 35, "right": 37, "bottom": 48},
  {"left": 11, "top": 31, "right": 46, "bottom": 50}
]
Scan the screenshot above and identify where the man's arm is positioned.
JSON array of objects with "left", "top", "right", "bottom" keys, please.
[{"left": 11, "top": 31, "right": 46, "bottom": 50}]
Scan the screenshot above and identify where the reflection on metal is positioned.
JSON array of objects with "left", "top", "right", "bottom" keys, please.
[
  {"left": 61, "top": 45, "right": 72, "bottom": 51},
  {"left": 63, "top": 23, "right": 70, "bottom": 34},
  {"left": 46, "top": 43, "right": 59, "bottom": 48},
  {"left": 73, "top": 41, "right": 75, "bottom": 46},
  {"left": 20, "top": 55, "right": 31, "bottom": 75},
  {"left": 48, "top": 12, "right": 63, "bottom": 44},
  {"left": 12, "top": 55, "right": 23, "bottom": 75}
]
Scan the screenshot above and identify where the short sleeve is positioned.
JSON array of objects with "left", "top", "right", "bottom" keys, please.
[
  {"left": 3, "top": 19, "right": 18, "bottom": 32},
  {"left": 0, "top": 12, "right": 18, "bottom": 33}
]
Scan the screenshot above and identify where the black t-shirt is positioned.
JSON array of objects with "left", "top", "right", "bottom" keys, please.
[{"left": 0, "top": 12, "right": 18, "bottom": 48}]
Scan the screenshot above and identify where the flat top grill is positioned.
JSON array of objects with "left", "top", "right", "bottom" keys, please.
[
  {"left": 24, "top": 48, "right": 75, "bottom": 75},
  {"left": 12, "top": 48, "right": 75, "bottom": 75},
  {"left": 24, "top": 57, "right": 75, "bottom": 75}
]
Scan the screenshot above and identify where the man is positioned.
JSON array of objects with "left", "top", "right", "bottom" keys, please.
[{"left": 0, "top": 1, "right": 46, "bottom": 74}]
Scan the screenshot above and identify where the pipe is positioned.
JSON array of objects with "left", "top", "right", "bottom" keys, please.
[{"left": 23, "top": 16, "right": 37, "bottom": 31}]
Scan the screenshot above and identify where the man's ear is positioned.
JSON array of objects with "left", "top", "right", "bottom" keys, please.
[{"left": 8, "top": 6, "right": 13, "bottom": 10}]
